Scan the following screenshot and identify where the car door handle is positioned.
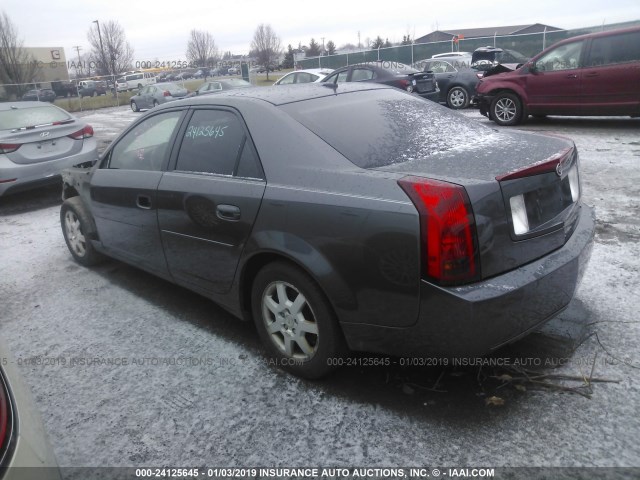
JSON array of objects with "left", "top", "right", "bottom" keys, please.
[
  {"left": 566, "top": 74, "right": 578, "bottom": 79},
  {"left": 216, "top": 204, "right": 241, "bottom": 221},
  {"left": 136, "top": 194, "right": 152, "bottom": 209},
  {"left": 584, "top": 72, "right": 599, "bottom": 77}
]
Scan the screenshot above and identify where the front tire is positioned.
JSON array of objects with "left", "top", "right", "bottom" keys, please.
[
  {"left": 447, "top": 86, "right": 469, "bottom": 109},
  {"left": 131, "top": 101, "right": 139, "bottom": 112},
  {"left": 153, "top": 100, "right": 159, "bottom": 108},
  {"left": 61, "top": 197, "right": 104, "bottom": 267},
  {"left": 251, "top": 262, "right": 347, "bottom": 379},
  {"left": 490, "top": 92, "right": 523, "bottom": 126}
]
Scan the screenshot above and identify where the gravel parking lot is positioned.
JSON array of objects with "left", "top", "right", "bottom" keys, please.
[{"left": 1, "top": 105, "right": 639, "bottom": 476}]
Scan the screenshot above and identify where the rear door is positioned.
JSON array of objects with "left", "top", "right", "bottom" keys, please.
[
  {"left": 157, "top": 107, "right": 266, "bottom": 294},
  {"left": 581, "top": 30, "right": 640, "bottom": 115},
  {"left": 136, "top": 86, "right": 153, "bottom": 108},
  {"left": 90, "top": 109, "right": 185, "bottom": 276},
  {"left": 526, "top": 40, "right": 585, "bottom": 114}
]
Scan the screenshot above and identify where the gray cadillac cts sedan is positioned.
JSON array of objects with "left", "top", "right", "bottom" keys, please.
[{"left": 60, "top": 83, "right": 594, "bottom": 379}]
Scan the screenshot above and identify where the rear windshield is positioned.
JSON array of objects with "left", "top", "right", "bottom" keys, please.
[
  {"left": 0, "top": 105, "right": 71, "bottom": 130},
  {"left": 280, "top": 89, "right": 489, "bottom": 168}
]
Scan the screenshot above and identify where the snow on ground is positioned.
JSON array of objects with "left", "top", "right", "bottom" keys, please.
[{"left": 0, "top": 108, "right": 639, "bottom": 473}]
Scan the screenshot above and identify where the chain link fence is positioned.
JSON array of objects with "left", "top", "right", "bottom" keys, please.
[
  {"left": 0, "top": 73, "right": 137, "bottom": 112},
  {"left": 298, "top": 20, "right": 640, "bottom": 70}
]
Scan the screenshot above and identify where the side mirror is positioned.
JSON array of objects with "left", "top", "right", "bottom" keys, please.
[{"left": 528, "top": 62, "right": 538, "bottom": 74}]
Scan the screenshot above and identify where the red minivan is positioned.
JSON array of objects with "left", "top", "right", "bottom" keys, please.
[{"left": 475, "top": 26, "right": 640, "bottom": 125}]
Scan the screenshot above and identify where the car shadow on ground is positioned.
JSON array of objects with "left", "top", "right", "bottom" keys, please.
[
  {"left": 0, "top": 184, "right": 62, "bottom": 215},
  {"left": 91, "top": 257, "right": 597, "bottom": 424}
]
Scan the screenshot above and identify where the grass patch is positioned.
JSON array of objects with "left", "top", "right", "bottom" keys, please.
[{"left": 54, "top": 92, "right": 136, "bottom": 113}]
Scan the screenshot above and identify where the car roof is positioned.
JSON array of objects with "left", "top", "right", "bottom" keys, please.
[
  {"left": 551, "top": 24, "right": 640, "bottom": 45},
  {"left": 292, "top": 69, "right": 334, "bottom": 75},
  {"left": 181, "top": 82, "right": 392, "bottom": 106}
]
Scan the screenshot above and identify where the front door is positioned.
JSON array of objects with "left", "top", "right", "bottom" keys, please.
[{"left": 526, "top": 40, "right": 585, "bottom": 115}]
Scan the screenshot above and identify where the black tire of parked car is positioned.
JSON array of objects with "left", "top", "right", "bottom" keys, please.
[
  {"left": 60, "top": 197, "right": 105, "bottom": 267},
  {"left": 251, "top": 261, "right": 347, "bottom": 379},
  {"left": 446, "top": 86, "right": 470, "bottom": 109},
  {"left": 153, "top": 100, "right": 159, "bottom": 108},
  {"left": 490, "top": 92, "right": 523, "bottom": 126},
  {"left": 131, "top": 101, "right": 139, "bottom": 112}
]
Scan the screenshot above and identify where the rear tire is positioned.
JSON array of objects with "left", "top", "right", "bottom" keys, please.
[
  {"left": 251, "top": 262, "right": 347, "bottom": 379},
  {"left": 61, "top": 197, "right": 105, "bottom": 267},
  {"left": 153, "top": 100, "right": 159, "bottom": 108},
  {"left": 131, "top": 101, "right": 139, "bottom": 112},
  {"left": 446, "top": 86, "right": 469, "bottom": 109},
  {"left": 490, "top": 92, "right": 523, "bottom": 126}
]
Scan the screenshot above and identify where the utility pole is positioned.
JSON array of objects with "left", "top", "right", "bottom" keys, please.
[
  {"left": 93, "top": 20, "right": 106, "bottom": 75},
  {"left": 73, "top": 45, "right": 83, "bottom": 75},
  {"left": 357, "top": 31, "right": 361, "bottom": 49},
  {"left": 321, "top": 37, "right": 325, "bottom": 54}
]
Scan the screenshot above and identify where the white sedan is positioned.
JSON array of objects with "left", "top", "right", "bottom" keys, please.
[{"left": 273, "top": 68, "right": 334, "bottom": 85}]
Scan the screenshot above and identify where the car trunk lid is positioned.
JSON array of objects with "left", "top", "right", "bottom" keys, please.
[
  {"left": 1, "top": 122, "right": 89, "bottom": 165},
  {"left": 406, "top": 71, "right": 437, "bottom": 93}
]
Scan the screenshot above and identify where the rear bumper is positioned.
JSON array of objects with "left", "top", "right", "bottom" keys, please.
[
  {"left": 342, "top": 204, "right": 595, "bottom": 358},
  {"left": 0, "top": 139, "right": 97, "bottom": 197},
  {"left": 417, "top": 88, "right": 441, "bottom": 102}
]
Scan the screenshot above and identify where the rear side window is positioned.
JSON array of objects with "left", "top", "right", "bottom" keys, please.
[
  {"left": 351, "top": 69, "right": 375, "bottom": 81},
  {"left": 0, "top": 105, "right": 70, "bottom": 131},
  {"left": 589, "top": 31, "right": 640, "bottom": 66},
  {"left": 296, "top": 72, "right": 318, "bottom": 83},
  {"left": 175, "top": 110, "right": 244, "bottom": 176}
]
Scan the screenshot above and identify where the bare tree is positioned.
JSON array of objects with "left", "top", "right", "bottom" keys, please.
[
  {"left": 186, "top": 30, "right": 219, "bottom": 68},
  {"left": 251, "top": 24, "right": 282, "bottom": 80},
  {"left": 0, "top": 11, "right": 38, "bottom": 97},
  {"left": 88, "top": 20, "right": 134, "bottom": 76}
]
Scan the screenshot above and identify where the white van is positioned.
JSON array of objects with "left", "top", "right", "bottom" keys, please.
[{"left": 116, "top": 72, "right": 156, "bottom": 92}]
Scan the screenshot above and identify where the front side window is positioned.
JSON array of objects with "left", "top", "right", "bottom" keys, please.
[
  {"left": 175, "top": 110, "right": 245, "bottom": 176},
  {"left": 107, "top": 111, "right": 182, "bottom": 171},
  {"left": 536, "top": 41, "right": 584, "bottom": 71}
]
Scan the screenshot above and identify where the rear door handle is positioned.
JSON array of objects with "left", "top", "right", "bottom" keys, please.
[
  {"left": 216, "top": 204, "right": 241, "bottom": 221},
  {"left": 136, "top": 194, "right": 152, "bottom": 209},
  {"left": 566, "top": 74, "right": 578, "bottom": 79}
]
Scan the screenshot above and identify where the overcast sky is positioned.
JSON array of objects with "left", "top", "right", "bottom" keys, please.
[{"left": 3, "top": 0, "right": 640, "bottom": 63}]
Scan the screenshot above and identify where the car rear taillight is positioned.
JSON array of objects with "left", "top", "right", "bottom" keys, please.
[
  {"left": 399, "top": 176, "right": 480, "bottom": 285},
  {"left": 163, "top": 91, "right": 171, "bottom": 97},
  {"left": 68, "top": 125, "right": 94, "bottom": 140},
  {"left": 0, "top": 375, "right": 9, "bottom": 456},
  {"left": 0, "top": 143, "right": 21, "bottom": 154}
]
